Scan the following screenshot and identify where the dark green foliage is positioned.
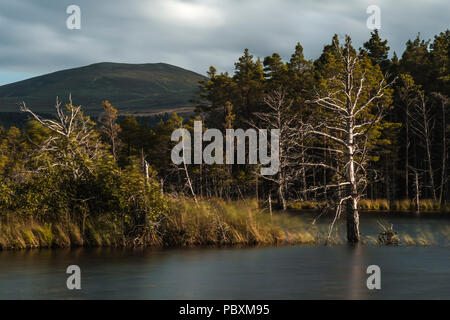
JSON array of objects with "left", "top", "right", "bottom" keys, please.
[{"left": 360, "top": 29, "right": 391, "bottom": 72}]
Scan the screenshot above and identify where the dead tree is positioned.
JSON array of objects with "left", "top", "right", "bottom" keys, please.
[
  {"left": 301, "top": 36, "right": 395, "bottom": 243},
  {"left": 409, "top": 165, "right": 424, "bottom": 213},
  {"left": 433, "top": 92, "right": 448, "bottom": 205},
  {"left": 408, "top": 91, "right": 437, "bottom": 201},
  {"left": 20, "top": 96, "right": 100, "bottom": 179},
  {"left": 173, "top": 120, "right": 198, "bottom": 205},
  {"left": 99, "top": 100, "right": 121, "bottom": 162},
  {"left": 250, "top": 89, "right": 301, "bottom": 210},
  {"left": 398, "top": 75, "right": 418, "bottom": 199}
]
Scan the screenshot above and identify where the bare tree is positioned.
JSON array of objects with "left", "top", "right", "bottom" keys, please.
[
  {"left": 20, "top": 96, "right": 101, "bottom": 179},
  {"left": 398, "top": 75, "right": 418, "bottom": 199},
  {"left": 172, "top": 119, "right": 198, "bottom": 205},
  {"left": 250, "top": 89, "right": 301, "bottom": 210},
  {"left": 409, "top": 165, "right": 424, "bottom": 213},
  {"left": 99, "top": 100, "right": 121, "bottom": 162},
  {"left": 433, "top": 92, "right": 448, "bottom": 205},
  {"left": 301, "top": 36, "right": 395, "bottom": 243},
  {"left": 408, "top": 91, "right": 437, "bottom": 201}
]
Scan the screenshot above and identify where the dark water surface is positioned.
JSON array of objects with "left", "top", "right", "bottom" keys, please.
[{"left": 1, "top": 212, "right": 450, "bottom": 299}]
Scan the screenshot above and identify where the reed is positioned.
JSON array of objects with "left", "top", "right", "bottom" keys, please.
[
  {"left": 289, "top": 199, "right": 449, "bottom": 212},
  {"left": 160, "top": 198, "right": 318, "bottom": 246},
  {"left": 1, "top": 198, "right": 446, "bottom": 250},
  {"left": 0, "top": 199, "right": 320, "bottom": 250}
]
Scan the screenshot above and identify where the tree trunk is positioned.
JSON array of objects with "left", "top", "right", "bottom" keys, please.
[
  {"left": 301, "top": 130, "right": 308, "bottom": 200},
  {"left": 421, "top": 95, "right": 437, "bottom": 201},
  {"left": 255, "top": 172, "right": 259, "bottom": 202},
  {"left": 346, "top": 117, "right": 360, "bottom": 243},
  {"left": 405, "top": 105, "right": 409, "bottom": 198},
  {"left": 268, "top": 193, "right": 273, "bottom": 218},
  {"left": 144, "top": 160, "right": 149, "bottom": 186},
  {"left": 414, "top": 171, "right": 420, "bottom": 213},
  {"left": 439, "top": 99, "right": 446, "bottom": 205},
  {"left": 425, "top": 135, "right": 437, "bottom": 201},
  {"left": 346, "top": 193, "right": 360, "bottom": 243},
  {"left": 184, "top": 159, "right": 198, "bottom": 205},
  {"left": 277, "top": 182, "right": 286, "bottom": 210}
]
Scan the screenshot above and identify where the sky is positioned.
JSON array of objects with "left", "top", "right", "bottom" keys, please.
[{"left": 0, "top": 0, "right": 448, "bottom": 85}]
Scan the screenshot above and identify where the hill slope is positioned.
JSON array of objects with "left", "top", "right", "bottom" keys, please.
[{"left": 0, "top": 62, "right": 205, "bottom": 114}]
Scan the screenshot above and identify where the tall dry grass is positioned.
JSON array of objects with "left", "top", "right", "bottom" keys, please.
[
  {"left": 159, "top": 198, "right": 318, "bottom": 246},
  {"left": 1, "top": 198, "right": 447, "bottom": 250},
  {"left": 0, "top": 199, "right": 319, "bottom": 250},
  {"left": 289, "top": 199, "right": 449, "bottom": 212},
  {"left": 0, "top": 213, "right": 126, "bottom": 250},
  {"left": 358, "top": 199, "right": 449, "bottom": 212}
]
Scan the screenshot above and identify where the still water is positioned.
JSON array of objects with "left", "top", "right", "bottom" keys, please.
[{"left": 1, "top": 212, "right": 450, "bottom": 299}]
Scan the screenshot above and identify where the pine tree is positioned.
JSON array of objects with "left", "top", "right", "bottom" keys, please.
[
  {"left": 263, "top": 52, "right": 288, "bottom": 90},
  {"left": 400, "top": 33, "right": 431, "bottom": 90},
  {"left": 430, "top": 30, "right": 450, "bottom": 94},
  {"left": 287, "top": 42, "right": 314, "bottom": 112},
  {"left": 361, "top": 29, "right": 390, "bottom": 72},
  {"left": 233, "top": 49, "right": 265, "bottom": 122}
]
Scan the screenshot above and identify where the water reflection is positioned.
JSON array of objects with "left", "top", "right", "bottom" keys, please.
[{"left": 346, "top": 244, "right": 368, "bottom": 299}]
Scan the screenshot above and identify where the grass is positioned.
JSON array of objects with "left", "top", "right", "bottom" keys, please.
[
  {"left": 289, "top": 199, "right": 450, "bottom": 212},
  {"left": 0, "top": 199, "right": 320, "bottom": 250},
  {"left": 159, "top": 198, "right": 318, "bottom": 246},
  {"left": 1, "top": 198, "right": 448, "bottom": 250},
  {"left": 288, "top": 201, "right": 320, "bottom": 210},
  {"left": 361, "top": 199, "right": 450, "bottom": 212},
  {"left": 358, "top": 199, "right": 390, "bottom": 211},
  {"left": 0, "top": 214, "right": 126, "bottom": 250}
]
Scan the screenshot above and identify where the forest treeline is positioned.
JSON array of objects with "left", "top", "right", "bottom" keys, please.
[
  {"left": 190, "top": 30, "right": 449, "bottom": 208},
  {"left": 0, "top": 30, "right": 449, "bottom": 247},
  {"left": 165, "top": 30, "right": 448, "bottom": 210}
]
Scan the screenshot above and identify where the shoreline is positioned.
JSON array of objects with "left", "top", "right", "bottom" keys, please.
[
  {"left": 288, "top": 199, "right": 450, "bottom": 213},
  {"left": 1, "top": 198, "right": 448, "bottom": 251}
]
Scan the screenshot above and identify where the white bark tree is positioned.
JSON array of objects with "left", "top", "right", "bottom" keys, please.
[
  {"left": 251, "top": 89, "right": 301, "bottom": 210},
  {"left": 432, "top": 92, "right": 448, "bottom": 205},
  {"left": 301, "top": 36, "right": 395, "bottom": 243},
  {"left": 20, "top": 96, "right": 101, "bottom": 179},
  {"left": 408, "top": 91, "right": 437, "bottom": 201}
]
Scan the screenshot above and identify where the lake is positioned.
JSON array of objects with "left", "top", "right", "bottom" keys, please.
[{"left": 1, "top": 212, "right": 449, "bottom": 299}]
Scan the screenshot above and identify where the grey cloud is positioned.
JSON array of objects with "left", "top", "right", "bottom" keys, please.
[{"left": 0, "top": 0, "right": 448, "bottom": 83}]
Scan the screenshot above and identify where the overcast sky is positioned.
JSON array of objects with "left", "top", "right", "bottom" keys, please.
[{"left": 0, "top": 0, "right": 448, "bottom": 85}]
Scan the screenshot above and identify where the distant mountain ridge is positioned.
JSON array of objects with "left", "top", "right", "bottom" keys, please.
[{"left": 0, "top": 62, "right": 206, "bottom": 114}]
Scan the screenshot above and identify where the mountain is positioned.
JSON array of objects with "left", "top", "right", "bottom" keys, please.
[{"left": 0, "top": 62, "right": 206, "bottom": 115}]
